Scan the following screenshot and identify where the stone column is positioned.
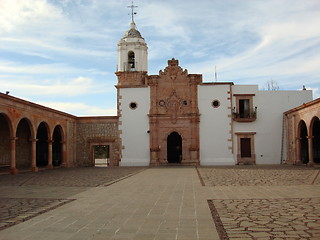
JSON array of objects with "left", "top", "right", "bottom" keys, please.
[
  {"left": 47, "top": 140, "right": 53, "bottom": 169},
  {"left": 307, "top": 135, "right": 314, "bottom": 166},
  {"left": 10, "top": 137, "right": 18, "bottom": 174},
  {"left": 295, "top": 137, "right": 301, "bottom": 165},
  {"left": 30, "top": 139, "right": 38, "bottom": 172},
  {"left": 61, "top": 141, "right": 67, "bottom": 167}
]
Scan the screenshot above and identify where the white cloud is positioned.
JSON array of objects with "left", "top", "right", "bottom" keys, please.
[
  {"left": 37, "top": 101, "right": 117, "bottom": 116},
  {"left": 306, "top": 87, "right": 320, "bottom": 100},
  {"left": 0, "top": 0, "right": 64, "bottom": 33},
  {"left": 0, "top": 76, "right": 113, "bottom": 97}
]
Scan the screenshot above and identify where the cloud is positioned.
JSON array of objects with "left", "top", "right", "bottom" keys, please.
[
  {"left": 0, "top": 0, "right": 64, "bottom": 33},
  {"left": 306, "top": 87, "right": 320, "bottom": 100},
  {"left": 0, "top": 76, "right": 113, "bottom": 97},
  {"left": 37, "top": 101, "right": 117, "bottom": 116}
]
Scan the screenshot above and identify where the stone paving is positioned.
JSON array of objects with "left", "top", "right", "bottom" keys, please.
[
  {"left": 0, "top": 198, "right": 75, "bottom": 231},
  {"left": 197, "top": 165, "right": 320, "bottom": 186},
  {"left": 0, "top": 165, "right": 319, "bottom": 240},
  {"left": 0, "top": 167, "right": 145, "bottom": 187},
  {"left": 0, "top": 167, "right": 145, "bottom": 234},
  {"left": 208, "top": 198, "right": 320, "bottom": 240}
]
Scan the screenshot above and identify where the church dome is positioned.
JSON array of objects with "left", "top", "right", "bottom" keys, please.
[{"left": 122, "top": 22, "right": 143, "bottom": 39}]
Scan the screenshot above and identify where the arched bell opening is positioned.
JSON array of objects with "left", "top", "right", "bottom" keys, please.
[{"left": 128, "top": 51, "right": 135, "bottom": 70}]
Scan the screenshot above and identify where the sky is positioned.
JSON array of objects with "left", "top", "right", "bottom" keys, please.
[{"left": 0, "top": 0, "right": 319, "bottom": 116}]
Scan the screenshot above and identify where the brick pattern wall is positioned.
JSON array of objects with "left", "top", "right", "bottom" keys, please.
[{"left": 76, "top": 121, "right": 119, "bottom": 166}]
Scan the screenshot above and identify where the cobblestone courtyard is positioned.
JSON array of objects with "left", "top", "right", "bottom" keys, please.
[{"left": 0, "top": 165, "right": 319, "bottom": 240}]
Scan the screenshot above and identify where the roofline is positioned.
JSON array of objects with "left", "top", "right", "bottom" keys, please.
[
  {"left": 0, "top": 92, "right": 77, "bottom": 119},
  {"left": 284, "top": 97, "right": 320, "bottom": 115},
  {"left": 200, "top": 82, "right": 234, "bottom": 86},
  {"left": 76, "top": 116, "right": 118, "bottom": 121}
]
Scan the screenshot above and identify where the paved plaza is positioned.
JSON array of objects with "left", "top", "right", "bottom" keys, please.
[{"left": 0, "top": 165, "right": 319, "bottom": 240}]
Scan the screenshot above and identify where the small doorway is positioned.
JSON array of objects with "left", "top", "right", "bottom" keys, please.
[
  {"left": 167, "top": 132, "right": 182, "bottom": 163},
  {"left": 94, "top": 145, "right": 110, "bottom": 167},
  {"left": 240, "top": 138, "right": 251, "bottom": 158}
]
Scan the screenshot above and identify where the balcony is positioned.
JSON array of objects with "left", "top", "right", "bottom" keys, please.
[{"left": 233, "top": 107, "right": 257, "bottom": 122}]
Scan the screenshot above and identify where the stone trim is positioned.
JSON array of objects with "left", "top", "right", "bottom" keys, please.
[{"left": 235, "top": 132, "right": 256, "bottom": 165}]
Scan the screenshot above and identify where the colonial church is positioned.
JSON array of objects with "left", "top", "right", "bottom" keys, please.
[{"left": 0, "top": 20, "right": 319, "bottom": 174}]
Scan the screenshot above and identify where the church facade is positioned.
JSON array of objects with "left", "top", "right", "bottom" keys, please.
[
  {"left": 0, "top": 20, "right": 319, "bottom": 174},
  {"left": 116, "top": 21, "right": 313, "bottom": 166}
]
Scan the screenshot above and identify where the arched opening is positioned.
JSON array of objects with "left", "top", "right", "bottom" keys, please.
[
  {"left": 128, "top": 51, "right": 135, "bottom": 70},
  {"left": 167, "top": 132, "right": 182, "bottom": 163},
  {"left": 52, "top": 125, "right": 63, "bottom": 166},
  {"left": 36, "top": 122, "right": 49, "bottom": 167},
  {"left": 0, "top": 113, "right": 11, "bottom": 168},
  {"left": 16, "top": 118, "right": 32, "bottom": 169},
  {"left": 299, "top": 120, "right": 309, "bottom": 164},
  {"left": 311, "top": 117, "right": 320, "bottom": 163}
]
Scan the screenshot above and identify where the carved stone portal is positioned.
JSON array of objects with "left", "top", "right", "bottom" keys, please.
[{"left": 148, "top": 59, "right": 202, "bottom": 165}]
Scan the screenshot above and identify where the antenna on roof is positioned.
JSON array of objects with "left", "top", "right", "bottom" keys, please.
[
  {"left": 215, "top": 65, "right": 218, "bottom": 82},
  {"left": 127, "top": 0, "right": 138, "bottom": 23}
]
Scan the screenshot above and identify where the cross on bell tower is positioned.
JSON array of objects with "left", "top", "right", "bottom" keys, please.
[
  {"left": 116, "top": 1, "right": 148, "bottom": 73},
  {"left": 127, "top": 0, "right": 138, "bottom": 23}
]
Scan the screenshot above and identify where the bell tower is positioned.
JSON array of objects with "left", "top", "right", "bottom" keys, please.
[
  {"left": 117, "top": 21, "right": 148, "bottom": 73},
  {"left": 116, "top": 2, "right": 148, "bottom": 87}
]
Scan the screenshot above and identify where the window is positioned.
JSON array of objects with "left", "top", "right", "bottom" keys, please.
[
  {"left": 212, "top": 100, "right": 220, "bottom": 108},
  {"left": 128, "top": 51, "right": 135, "bottom": 70},
  {"left": 239, "top": 99, "right": 250, "bottom": 118},
  {"left": 129, "top": 102, "right": 137, "bottom": 110},
  {"left": 233, "top": 94, "right": 257, "bottom": 122}
]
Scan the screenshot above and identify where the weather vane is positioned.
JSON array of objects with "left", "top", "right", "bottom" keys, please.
[{"left": 127, "top": 0, "right": 138, "bottom": 22}]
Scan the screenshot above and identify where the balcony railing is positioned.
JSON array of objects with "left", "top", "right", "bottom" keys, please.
[
  {"left": 123, "top": 61, "right": 138, "bottom": 72},
  {"left": 232, "top": 107, "right": 257, "bottom": 122}
]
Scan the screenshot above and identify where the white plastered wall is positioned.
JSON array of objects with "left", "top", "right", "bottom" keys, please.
[
  {"left": 198, "top": 84, "right": 234, "bottom": 165},
  {"left": 232, "top": 85, "right": 313, "bottom": 164},
  {"left": 119, "top": 87, "right": 150, "bottom": 166}
]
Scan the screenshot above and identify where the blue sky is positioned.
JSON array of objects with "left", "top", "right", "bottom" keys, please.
[{"left": 0, "top": 0, "right": 319, "bottom": 116}]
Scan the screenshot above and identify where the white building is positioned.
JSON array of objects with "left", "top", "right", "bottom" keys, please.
[{"left": 116, "top": 21, "right": 313, "bottom": 166}]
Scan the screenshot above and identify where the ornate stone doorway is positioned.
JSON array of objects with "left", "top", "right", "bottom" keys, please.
[{"left": 167, "top": 132, "right": 182, "bottom": 163}]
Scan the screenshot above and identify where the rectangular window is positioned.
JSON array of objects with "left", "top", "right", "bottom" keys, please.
[
  {"left": 240, "top": 138, "right": 251, "bottom": 158},
  {"left": 239, "top": 99, "right": 250, "bottom": 118}
]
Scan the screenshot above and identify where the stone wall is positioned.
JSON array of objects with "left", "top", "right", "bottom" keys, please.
[
  {"left": 285, "top": 98, "right": 320, "bottom": 165},
  {"left": 76, "top": 117, "right": 120, "bottom": 167}
]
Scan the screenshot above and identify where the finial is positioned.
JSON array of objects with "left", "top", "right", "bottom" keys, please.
[{"left": 127, "top": 0, "right": 138, "bottom": 23}]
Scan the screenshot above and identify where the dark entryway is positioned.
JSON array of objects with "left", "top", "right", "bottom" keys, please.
[
  {"left": 167, "top": 132, "right": 182, "bottom": 163},
  {"left": 36, "top": 122, "right": 48, "bottom": 167},
  {"left": 0, "top": 113, "right": 11, "bottom": 167},
  {"left": 299, "top": 120, "right": 309, "bottom": 164},
  {"left": 312, "top": 117, "right": 320, "bottom": 163},
  {"left": 52, "top": 125, "right": 63, "bottom": 166},
  {"left": 240, "top": 138, "right": 251, "bottom": 158},
  {"left": 16, "top": 118, "right": 32, "bottom": 168}
]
